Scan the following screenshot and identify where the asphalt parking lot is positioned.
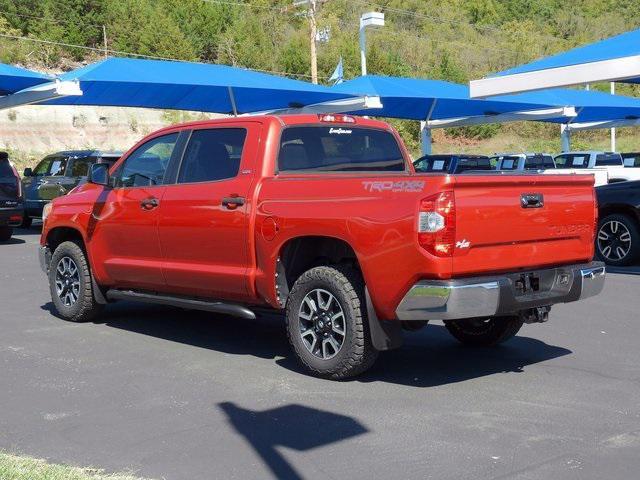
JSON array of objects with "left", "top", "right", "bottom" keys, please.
[{"left": 1, "top": 227, "right": 639, "bottom": 480}]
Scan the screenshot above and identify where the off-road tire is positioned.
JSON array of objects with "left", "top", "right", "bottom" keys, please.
[
  {"left": 596, "top": 213, "right": 640, "bottom": 267},
  {"left": 49, "top": 240, "right": 103, "bottom": 322},
  {"left": 445, "top": 315, "right": 523, "bottom": 346},
  {"left": 0, "top": 226, "right": 12, "bottom": 241},
  {"left": 286, "top": 265, "right": 378, "bottom": 379},
  {"left": 20, "top": 215, "right": 32, "bottom": 229}
]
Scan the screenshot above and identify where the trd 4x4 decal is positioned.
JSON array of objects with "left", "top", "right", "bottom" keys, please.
[{"left": 362, "top": 180, "right": 425, "bottom": 193}]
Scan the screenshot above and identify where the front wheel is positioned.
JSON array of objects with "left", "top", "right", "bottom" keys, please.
[
  {"left": 0, "top": 226, "right": 12, "bottom": 242},
  {"left": 49, "top": 241, "right": 103, "bottom": 322},
  {"left": 286, "top": 265, "right": 378, "bottom": 380},
  {"left": 20, "top": 215, "right": 32, "bottom": 228},
  {"left": 445, "top": 316, "right": 523, "bottom": 346}
]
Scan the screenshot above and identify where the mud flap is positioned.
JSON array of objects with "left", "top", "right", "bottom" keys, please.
[{"left": 365, "top": 288, "right": 403, "bottom": 351}]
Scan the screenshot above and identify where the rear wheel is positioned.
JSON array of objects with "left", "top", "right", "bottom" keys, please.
[
  {"left": 445, "top": 316, "right": 523, "bottom": 346},
  {"left": 286, "top": 265, "right": 378, "bottom": 379},
  {"left": 20, "top": 215, "right": 32, "bottom": 228},
  {"left": 0, "top": 226, "right": 12, "bottom": 241},
  {"left": 49, "top": 240, "right": 103, "bottom": 322},
  {"left": 596, "top": 213, "right": 640, "bottom": 266}
]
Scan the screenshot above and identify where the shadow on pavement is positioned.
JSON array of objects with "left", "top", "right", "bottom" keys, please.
[
  {"left": 41, "top": 301, "right": 572, "bottom": 387},
  {"left": 606, "top": 265, "right": 640, "bottom": 276},
  {"left": 219, "top": 402, "right": 367, "bottom": 480},
  {"left": 14, "top": 226, "right": 42, "bottom": 236},
  {"left": 1, "top": 237, "right": 26, "bottom": 245}
]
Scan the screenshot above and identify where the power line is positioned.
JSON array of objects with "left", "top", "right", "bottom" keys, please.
[
  {"left": 0, "top": 33, "right": 315, "bottom": 79},
  {"left": 0, "top": 10, "right": 104, "bottom": 30}
]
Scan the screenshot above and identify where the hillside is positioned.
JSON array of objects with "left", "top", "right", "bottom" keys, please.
[{"left": 1, "top": 0, "right": 640, "bottom": 157}]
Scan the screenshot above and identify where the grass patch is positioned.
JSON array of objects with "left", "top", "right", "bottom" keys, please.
[{"left": 0, "top": 452, "right": 149, "bottom": 480}]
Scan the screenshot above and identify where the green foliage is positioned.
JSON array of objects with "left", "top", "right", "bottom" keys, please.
[{"left": 1, "top": 0, "right": 639, "bottom": 148}]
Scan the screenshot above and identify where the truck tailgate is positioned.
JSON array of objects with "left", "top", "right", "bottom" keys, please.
[{"left": 452, "top": 174, "right": 596, "bottom": 277}]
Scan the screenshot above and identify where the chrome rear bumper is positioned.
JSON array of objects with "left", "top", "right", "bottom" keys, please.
[{"left": 396, "top": 262, "right": 605, "bottom": 321}]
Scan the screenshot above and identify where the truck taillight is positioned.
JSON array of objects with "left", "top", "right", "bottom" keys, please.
[
  {"left": 10, "top": 164, "right": 22, "bottom": 198},
  {"left": 418, "top": 191, "right": 456, "bottom": 257},
  {"left": 318, "top": 114, "right": 356, "bottom": 124}
]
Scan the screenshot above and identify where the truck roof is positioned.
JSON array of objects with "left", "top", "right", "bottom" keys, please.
[{"left": 148, "top": 114, "right": 393, "bottom": 136}]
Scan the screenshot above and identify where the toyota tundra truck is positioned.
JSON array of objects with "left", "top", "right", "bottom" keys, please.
[{"left": 39, "top": 114, "right": 605, "bottom": 379}]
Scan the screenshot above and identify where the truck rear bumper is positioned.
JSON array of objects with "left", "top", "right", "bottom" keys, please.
[
  {"left": 395, "top": 262, "right": 605, "bottom": 321},
  {"left": 0, "top": 206, "right": 24, "bottom": 227}
]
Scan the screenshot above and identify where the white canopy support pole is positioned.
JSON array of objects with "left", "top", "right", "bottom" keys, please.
[
  {"left": 227, "top": 86, "right": 238, "bottom": 116},
  {"left": 610, "top": 82, "right": 616, "bottom": 151},
  {"left": 245, "top": 95, "right": 383, "bottom": 116},
  {"left": 560, "top": 124, "right": 571, "bottom": 152},
  {"left": 470, "top": 54, "right": 640, "bottom": 98},
  {"left": 420, "top": 98, "right": 438, "bottom": 156},
  {"left": 426, "top": 106, "right": 576, "bottom": 129},
  {"left": 0, "top": 80, "right": 82, "bottom": 110}
]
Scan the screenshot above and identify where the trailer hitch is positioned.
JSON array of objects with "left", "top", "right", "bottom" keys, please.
[{"left": 520, "top": 306, "right": 551, "bottom": 324}]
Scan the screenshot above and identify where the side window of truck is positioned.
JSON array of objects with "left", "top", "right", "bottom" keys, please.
[
  {"left": 115, "top": 133, "right": 178, "bottom": 188},
  {"left": 178, "top": 128, "right": 247, "bottom": 184}
]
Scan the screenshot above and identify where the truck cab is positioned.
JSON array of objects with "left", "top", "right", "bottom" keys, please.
[
  {"left": 554, "top": 151, "right": 639, "bottom": 184},
  {"left": 413, "top": 154, "right": 493, "bottom": 174}
]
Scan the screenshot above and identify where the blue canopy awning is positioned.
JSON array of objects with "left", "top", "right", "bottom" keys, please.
[
  {"left": 43, "top": 57, "right": 355, "bottom": 114},
  {"left": 470, "top": 28, "right": 640, "bottom": 97},
  {"left": 332, "top": 75, "right": 555, "bottom": 121},
  {"left": 0, "top": 63, "right": 50, "bottom": 96}
]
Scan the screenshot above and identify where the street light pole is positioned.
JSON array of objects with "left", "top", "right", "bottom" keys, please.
[{"left": 359, "top": 12, "right": 385, "bottom": 76}]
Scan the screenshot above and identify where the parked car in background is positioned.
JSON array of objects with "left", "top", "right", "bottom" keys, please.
[
  {"left": 595, "top": 180, "right": 640, "bottom": 266},
  {"left": 554, "top": 151, "right": 640, "bottom": 184},
  {"left": 39, "top": 114, "right": 604, "bottom": 379},
  {"left": 0, "top": 151, "right": 24, "bottom": 242},
  {"left": 492, "top": 153, "right": 556, "bottom": 171},
  {"left": 21, "top": 150, "right": 121, "bottom": 227},
  {"left": 413, "top": 154, "right": 493, "bottom": 174},
  {"left": 622, "top": 152, "right": 640, "bottom": 167}
]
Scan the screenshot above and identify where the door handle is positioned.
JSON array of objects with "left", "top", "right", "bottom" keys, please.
[
  {"left": 222, "top": 196, "right": 245, "bottom": 210},
  {"left": 520, "top": 193, "right": 544, "bottom": 209},
  {"left": 141, "top": 197, "right": 159, "bottom": 210}
]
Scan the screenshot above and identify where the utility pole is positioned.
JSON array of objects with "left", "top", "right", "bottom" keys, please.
[
  {"left": 308, "top": 0, "right": 318, "bottom": 84},
  {"left": 291, "top": 0, "right": 330, "bottom": 84},
  {"left": 102, "top": 25, "right": 108, "bottom": 58}
]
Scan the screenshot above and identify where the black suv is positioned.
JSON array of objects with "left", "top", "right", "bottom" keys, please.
[
  {"left": 0, "top": 151, "right": 24, "bottom": 242},
  {"left": 596, "top": 181, "right": 640, "bottom": 266},
  {"left": 21, "top": 150, "right": 121, "bottom": 227}
]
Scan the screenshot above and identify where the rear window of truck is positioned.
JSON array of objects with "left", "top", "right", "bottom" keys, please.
[
  {"left": 595, "top": 153, "right": 623, "bottom": 166},
  {"left": 554, "top": 154, "right": 590, "bottom": 168},
  {"left": 524, "top": 155, "right": 555, "bottom": 170},
  {"left": 278, "top": 126, "right": 405, "bottom": 172},
  {"left": 0, "top": 159, "right": 14, "bottom": 179}
]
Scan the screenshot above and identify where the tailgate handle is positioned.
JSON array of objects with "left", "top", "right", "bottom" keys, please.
[{"left": 521, "top": 193, "right": 544, "bottom": 208}]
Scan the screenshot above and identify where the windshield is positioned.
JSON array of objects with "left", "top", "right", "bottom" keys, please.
[
  {"left": 33, "top": 155, "right": 69, "bottom": 176},
  {"left": 623, "top": 153, "right": 640, "bottom": 167},
  {"left": 492, "top": 156, "right": 520, "bottom": 170},
  {"left": 554, "top": 153, "right": 590, "bottom": 169},
  {"left": 278, "top": 126, "right": 405, "bottom": 172},
  {"left": 524, "top": 155, "right": 555, "bottom": 170},
  {"left": 595, "top": 153, "right": 623, "bottom": 166},
  {"left": 413, "top": 156, "right": 453, "bottom": 173}
]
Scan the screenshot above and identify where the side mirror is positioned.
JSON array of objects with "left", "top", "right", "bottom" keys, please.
[
  {"left": 88, "top": 163, "right": 109, "bottom": 186},
  {"left": 23, "top": 167, "right": 32, "bottom": 177}
]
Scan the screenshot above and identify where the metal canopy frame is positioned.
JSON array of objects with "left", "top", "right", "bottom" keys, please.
[
  {"left": 249, "top": 95, "right": 383, "bottom": 116},
  {"left": 0, "top": 80, "right": 82, "bottom": 110},
  {"left": 567, "top": 118, "right": 640, "bottom": 131},
  {"left": 419, "top": 106, "right": 577, "bottom": 155},
  {"left": 470, "top": 55, "right": 640, "bottom": 98}
]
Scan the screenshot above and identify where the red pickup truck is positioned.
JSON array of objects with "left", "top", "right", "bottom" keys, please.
[{"left": 39, "top": 114, "right": 605, "bottom": 379}]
